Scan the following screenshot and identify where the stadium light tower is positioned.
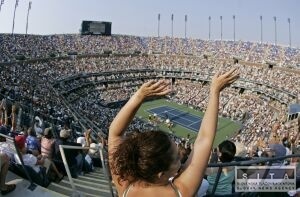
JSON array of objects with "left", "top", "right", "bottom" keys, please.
[
  {"left": 157, "top": 13, "right": 160, "bottom": 37},
  {"left": 0, "top": 0, "right": 4, "bottom": 13},
  {"left": 171, "top": 14, "right": 174, "bottom": 38},
  {"left": 288, "top": 18, "right": 291, "bottom": 47},
  {"left": 25, "top": 1, "right": 32, "bottom": 35},
  {"left": 208, "top": 16, "right": 211, "bottom": 40},
  {"left": 220, "top": 16, "right": 223, "bottom": 41},
  {"left": 12, "top": 0, "right": 19, "bottom": 35},
  {"left": 260, "top": 15, "right": 263, "bottom": 43},
  {"left": 185, "top": 14, "right": 187, "bottom": 39},
  {"left": 233, "top": 15, "right": 236, "bottom": 42},
  {"left": 273, "top": 16, "right": 277, "bottom": 45}
]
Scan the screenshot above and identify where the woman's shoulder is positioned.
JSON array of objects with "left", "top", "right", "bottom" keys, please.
[{"left": 120, "top": 183, "right": 181, "bottom": 197}]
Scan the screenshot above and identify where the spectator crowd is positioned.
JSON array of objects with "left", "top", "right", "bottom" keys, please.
[{"left": 0, "top": 33, "right": 299, "bottom": 196}]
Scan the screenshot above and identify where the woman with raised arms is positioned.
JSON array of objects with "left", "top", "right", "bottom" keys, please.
[{"left": 109, "top": 68, "right": 239, "bottom": 197}]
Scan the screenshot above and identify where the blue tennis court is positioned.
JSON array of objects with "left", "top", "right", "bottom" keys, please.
[{"left": 147, "top": 105, "right": 202, "bottom": 132}]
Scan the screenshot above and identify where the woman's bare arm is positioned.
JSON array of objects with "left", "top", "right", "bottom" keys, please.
[
  {"left": 108, "top": 80, "right": 171, "bottom": 147},
  {"left": 108, "top": 80, "right": 171, "bottom": 192},
  {"left": 175, "top": 68, "right": 239, "bottom": 197}
]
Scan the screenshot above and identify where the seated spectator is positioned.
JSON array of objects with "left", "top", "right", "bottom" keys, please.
[
  {"left": 269, "top": 143, "right": 287, "bottom": 165},
  {"left": 84, "top": 129, "right": 92, "bottom": 147},
  {"left": 14, "top": 135, "right": 50, "bottom": 187},
  {"left": 91, "top": 132, "right": 108, "bottom": 168},
  {"left": 15, "top": 135, "right": 50, "bottom": 173},
  {"left": 0, "top": 152, "right": 16, "bottom": 195},
  {"left": 33, "top": 116, "right": 44, "bottom": 137},
  {"left": 76, "top": 134, "right": 86, "bottom": 147},
  {"left": 76, "top": 128, "right": 92, "bottom": 147},
  {"left": 206, "top": 140, "right": 236, "bottom": 195},
  {"left": 26, "top": 127, "right": 41, "bottom": 156},
  {"left": 54, "top": 129, "right": 83, "bottom": 178},
  {"left": 0, "top": 127, "right": 16, "bottom": 160},
  {"left": 178, "top": 143, "right": 191, "bottom": 164},
  {"left": 41, "top": 127, "right": 63, "bottom": 181}
]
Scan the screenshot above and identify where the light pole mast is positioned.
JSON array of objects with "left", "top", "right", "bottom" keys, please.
[
  {"left": 185, "top": 14, "right": 187, "bottom": 39},
  {"left": 0, "top": 0, "right": 4, "bottom": 13},
  {"left": 233, "top": 15, "right": 236, "bottom": 42},
  {"left": 12, "top": 0, "right": 19, "bottom": 35},
  {"left": 260, "top": 15, "right": 263, "bottom": 43},
  {"left": 220, "top": 16, "right": 223, "bottom": 41},
  {"left": 288, "top": 18, "right": 291, "bottom": 47},
  {"left": 26, "top": 1, "right": 32, "bottom": 35},
  {"left": 274, "top": 16, "right": 277, "bottom": 45},
  {"left": 171, "top": 14, "right": 174, "bottom": 38},
  {"left": 208, "top": 16, "right": 211, "bottom": 40}
]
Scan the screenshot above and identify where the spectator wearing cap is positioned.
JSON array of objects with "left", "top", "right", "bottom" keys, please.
[{"left": 54, "top": 129, "right": 83, "bottom": 178}]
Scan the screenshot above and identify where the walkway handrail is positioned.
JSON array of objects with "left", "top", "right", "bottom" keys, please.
[{"left": 59, "top": 144, "right": 114, "bottom": 197}]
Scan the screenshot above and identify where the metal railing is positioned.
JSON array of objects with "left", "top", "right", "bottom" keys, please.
[
  {"left": 59, "top": 144, "right": 115, "bottom": 197},
  {"left": 207, "top": 154, "right": 300, "bottom": 167}
]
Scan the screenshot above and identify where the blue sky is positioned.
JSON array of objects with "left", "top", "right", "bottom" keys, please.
[{"left": 0, "top": 0, "right": 299, "bottom": 47}]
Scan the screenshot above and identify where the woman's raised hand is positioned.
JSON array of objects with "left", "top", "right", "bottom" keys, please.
[
  {"left": 136, "top": 80, "right": 171, "bottom": 99},
  {"left": 210, "top": 68, "right": 239, "bottom": 93}
]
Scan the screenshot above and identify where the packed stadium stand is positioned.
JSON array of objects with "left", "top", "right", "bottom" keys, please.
[{"left": 0, "top": 33, "right": 299, "bottom": 196}]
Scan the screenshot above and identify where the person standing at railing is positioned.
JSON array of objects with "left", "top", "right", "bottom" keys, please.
[{"left": 109, "top": 68, "right": 239, "bottom": 197}]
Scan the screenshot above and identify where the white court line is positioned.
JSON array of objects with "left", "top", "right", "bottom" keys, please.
[
  {"left": 187, "top": 120, "right": 201, "bottom": 127},
  {"left": 167, "top": 111, "right": 194, "bottom": 124},
  {"left": 147, "top": 106, "right": 201, "bottom": 131},
  {"left": 147, "top": 105, "right": 179, "bottom": 115},
  {"left": 149, "top": 106, "right": 200, "bottom": 125}
]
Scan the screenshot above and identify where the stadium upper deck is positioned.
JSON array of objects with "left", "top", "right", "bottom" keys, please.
[{"left": 0, "top": 34, "right": 300, "bottom": 67}]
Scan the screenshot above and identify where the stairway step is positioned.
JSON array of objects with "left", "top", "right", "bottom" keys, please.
[
  {"left": 46, "top": 167, "right": 114, "bottom": 197},
  {"left": 73, "top": 178, "right": 111, "bottom": 189},
  {"left": 77, "top": 174, "right": 109, "bottom": 184},
  {"left": 47, "top": 182, "right": 111, "bottom": 197},
  {"left": 83, "top": 172, "right": 107, "bottom": 179},
  {"left": 58, "top": 179, "right": 111, "bottom": 194}
]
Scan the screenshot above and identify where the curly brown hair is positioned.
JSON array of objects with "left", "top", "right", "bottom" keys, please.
[{"left": 110, "top": 130, "right": 174, "bottom": 184}]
